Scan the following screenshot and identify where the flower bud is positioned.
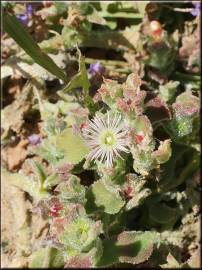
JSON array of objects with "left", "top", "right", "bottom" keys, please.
[
  {"left": 43, "top": 1, "right": 53, "bottom": 8},
  {"left": 150, "top": 20, "right": 162, "bottom": 37}
]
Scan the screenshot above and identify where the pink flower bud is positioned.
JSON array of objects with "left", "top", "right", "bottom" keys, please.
[{"left": 150, "top": 20, "right": 163, "bottom": 37}]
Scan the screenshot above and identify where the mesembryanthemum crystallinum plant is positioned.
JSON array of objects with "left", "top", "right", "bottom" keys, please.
[
  {"left": 27, "top": 72, "right": 184, "bottom": 266},
  {"left": 3, "top": 69, "right": 200, "bottom": 268},
  {"left": 2, "top": 20, "right": 200, "bottom": 265}
]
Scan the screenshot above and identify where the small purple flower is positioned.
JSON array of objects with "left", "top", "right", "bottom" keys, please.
[
  {"left": 191, "top": 2, "right": 201, "bottom": 16},
  {"left": 27, "top": 4, "right": 33, "bottom": 15},
  {"left": 17, "top": 4, "right": 33, "bottom": 25},
  {"left": 88, "top": 62, "right": 105, "bottom": 76},
  {"left": 28, "top": 134, "right": 42, "bottom": 145}
]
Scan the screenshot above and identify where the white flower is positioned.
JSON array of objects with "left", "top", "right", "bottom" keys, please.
[{"left": 83, "top": 111, "right": 129, "bottom": 167}]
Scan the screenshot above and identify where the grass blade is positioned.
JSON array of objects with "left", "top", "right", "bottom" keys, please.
[{"left": 3, "top": 13, "right": 68, "bottom": 83}]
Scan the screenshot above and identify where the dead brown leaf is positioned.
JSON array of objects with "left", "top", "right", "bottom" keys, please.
[
  {"left": 2, "top": 82, "right": 35, "bottom": 136},
  {"left": 2, "top": 139, "right": 28, "bottom": 171}
]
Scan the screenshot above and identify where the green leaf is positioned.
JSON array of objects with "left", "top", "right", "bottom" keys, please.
[
  {"left": 64, "top": 243, "right": 103, "bottom": 268},
  {"left": 33, "top": 137, "right": 64, "bottom": 164},
  {"left": 160, "top": 253, "right": 181, "bottom": 268},
  {"left": 126, "top": 189, "right": 151, "bottom": 211},
  {"left": 132, "top": 115, "right": 153, "bottom": 137},
  {"left": 86, "top": 5, "right": 107, "bottom": 25},
  {"left": 87, "top": 179, "right": 125, "bottom": 214},
  {"left": 56, "top": 175, "right": 86, "bottom": 204},
  {"left": 43, "top": 173, "right": 60, "bottom": 190},
  {"left": 31, "top": 161, "right": 47, "bottom": 191},
  {"left": 159, "top": 81, "right": 179, "bottom": 103},
  {"left": 159, "top": 143, "right": 190, "bottom": 191},
  {"left": 168, "top": 90, "right": 200, "bottom": 138},
  {"left": 56, "top": 128, "right": 89, "bottom": 165},
  {"left": 2, "top": 170, "right": 49, "bottom": 200},
  {"left": 123, "top": 174, "right": 151, "bottom": 211},
  {"left": 59, "top": 47, "right": 90, "bottom": 96},
  {"left": 55, "top": 205, "right": 103, "bottom": 258},
  {"left": 61, "top": 26, "right": 84, "bottom": 48},
  {"left": 3, "top": 13, "right": 68, "bottom": 82},
  {"left": 149, "top": 202, "right": 178, "bottom": 224},
  {"left": 97, "top": 231, "right": 155, "bottom": 267},
  {"left": 165, "top": 152, "right": 200, "bottom": 191},
  {"left": 169, "top": 115, "right": 193, "bottom": 138},
  {"left": 173, "top": 72, "right": 200, "bottom": 90},
  {"left": 146, "top": 41, "right": 177, "bottom": 75},
  {"left": 105, "top": 19, "right": 117, "bottom": 30},
  {"left": 29, "top": 247, "right": 64, "bottom": 268},
  {"left": 152, "top": 139, "right": 172, "bottom": 164},
  {"left": 132, "top": 149, "right": 155, "bottom": 176}
]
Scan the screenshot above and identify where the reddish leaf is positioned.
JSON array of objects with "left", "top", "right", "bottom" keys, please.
[{"left": 65, "top": 255, "right": 93, "bottom": 268}]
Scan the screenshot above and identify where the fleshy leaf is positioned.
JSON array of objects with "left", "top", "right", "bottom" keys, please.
[
  {"left": 152, "top": 139, "right": 172, "bottom": 164},
  {"left": 126, "top": 189, "right": 151, "bottom": 211},
  {"left": 145, "top": 38, "right": 177, "bottom": 76},
  {"left": 97, "top": 231, "right": 155, "bottom": 267},
  {"left": 158, "top": 144, "right": 189, "bottom": 191},
  {"left": 32, "top": 137, "right": 64, "bottom": 164},
  {"left": 168, "top": 116, "right": 194, "bottom": 138},
  {"left": 96, "top": 78, "right": 123, "bottom": 108},
  {"left": 145, "top": 93, "right": 171, "bottom": 123},
  {"left": 149, "top": 202, "right": 178, "bottom": 224},
  {"left": 61, "top": 26, "right": 85, "bottom": 48},
  {"left": 168, "top": 90, "right": 200, "bottom": 138},
  {"left": 161, "top": 150, "right": 200, "bottom": 192},
  {"left": 173, "top": 90, "right": 200, "bottom": 118},
  {"left": 2, "top": 170, "right": 49, "bottom": 200},
  {"left": 55, "top": 175, "right": 86, "bottom": 204},
  {"left": 179, "top": 24, "right": 200, "bottom": 72},
  {"left": 65, "top": 245, "right": 102, "bottom": 268},
  {"left": 159, "top": 81, "right": 179, "bottom": 103},
  {"left": 56, "top": 128, "right": 89, "bottom": 165},
  {"left": 87, "top": 179, "right": 125, "bottom": 214},
  {"left": 55, "top": 205, "right": 103, "bottom": 258},
  {"left": 131, "top": 148, "right": 155, "bottom": 176},
  {"left": 29, "top": 247, "right": 64, "bottom": 268},
  {"left": 124, "top": 73, "right": 142, "bottom": 96},
  {"left": 65, "top": 255, "right": 93, "bottom": 268},
  {"left": 131, "top": 115, "right": 153, "bottom": 137},
  {"left": 123, "top": 174, "right": 151, "bottom": 211},
  {"left": 160, "top": 253, "right": 181, "bottom": 268},
  {"left": 43, "top": 173, "right": 61, "bottom": 190}
]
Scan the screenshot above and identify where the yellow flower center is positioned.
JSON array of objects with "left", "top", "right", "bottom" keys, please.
[{"left": 100, "top": 131, "right": 116, "bottom": 147}]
